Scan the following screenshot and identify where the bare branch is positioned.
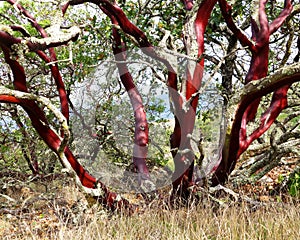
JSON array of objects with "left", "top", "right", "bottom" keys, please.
[
  {"left": 269, "top": 0, "right": 293, "bottom": 34},
  {"left": 0, "top": 86, "right": 69, "bottom": 152},
  {"left": 218, "top": 0, "right": 255, "bottom": 51}
]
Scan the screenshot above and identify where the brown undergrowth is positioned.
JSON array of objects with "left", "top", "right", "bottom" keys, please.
[{"left": 0, "top": 172, "right": 299, "bottom": 240}]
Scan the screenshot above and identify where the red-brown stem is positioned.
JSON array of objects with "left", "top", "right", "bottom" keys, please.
[
  {"left": 218, "top": 0, "right": 255, "bottom": 51},
  {"left": 1, "top": 44, "right": 96, "bottom": 187},
  {"left": 181, "top": 0, "right": 194, "bottom": 11},
  {"left": 211, "top": 71, "right": 299, "bottom": 186},
  {"left": 0, "top": 92, "right": 133, "bottom": 210},
  {"left": 67, "top": 1, "right": 181, "bottom": 185},
  {"left": 171, "top": 0, "right": 217, "bottom": 194},
  {"left": 212, "top": 0, "right": 294, "bottom": 185},
  {"left": 6, "top": 0, "right": 70, "bottom": 121},
  {"left": 39, "top": 50, "right": 70, "bottom": 121},
  {"left": 269, "top": 0, "right": 292, "bottom": 34},
  {"left": 107, "top": 11, "right": 150, "bottom": 181},
  {"left": 238, "top": 85, "right": 290, "bottom": 155}
]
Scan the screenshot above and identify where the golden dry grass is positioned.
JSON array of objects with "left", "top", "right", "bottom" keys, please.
[{"left": 0, "top": 177, "right": 299, "bottom": 240}]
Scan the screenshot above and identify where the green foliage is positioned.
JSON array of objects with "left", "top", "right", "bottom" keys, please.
[
  {"left": 277, "top": 174, "right": 284, "bottom": 183},
  {"left": 0, "top": 0, "right": 299, "bottom": 191},
  {"left": 146, "top": 98, "right": 166, "bottom": 122},
  {"left": 288, "top": 172, "right": 300, "bottom": 197},
  {"left": 197, "top": 107, "right": 222, "bottom": 143}
]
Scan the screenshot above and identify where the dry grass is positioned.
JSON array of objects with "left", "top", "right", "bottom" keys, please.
[
  {"left": 0, "top": 177, "right": 299, "bottom": 240},
  {"left": 77, "top": 202, "right": 299, "bottom": 240}
]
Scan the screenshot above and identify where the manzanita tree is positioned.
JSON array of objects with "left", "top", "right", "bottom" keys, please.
[{"left": 0, "top": 0, "right": 299, "bottom": 210}]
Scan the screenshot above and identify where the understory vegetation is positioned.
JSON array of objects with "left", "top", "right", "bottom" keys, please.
[{"left": 0, "top": 174, "right": 300, "bottom": 240}]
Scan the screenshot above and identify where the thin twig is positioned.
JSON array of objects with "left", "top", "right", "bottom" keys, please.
[{"left": 184, "top": 46, "right": 248, "bottom": 111}]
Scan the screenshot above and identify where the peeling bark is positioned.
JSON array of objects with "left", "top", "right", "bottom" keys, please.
[
  {"left": 211, "top": 0, "right": 294, "bottom": 186},
  {"left": 212, "top": 63, "right": 300, "bottom": 185},
  {"left": 170, "top": 0, "right": 218, "bottom": 198}
]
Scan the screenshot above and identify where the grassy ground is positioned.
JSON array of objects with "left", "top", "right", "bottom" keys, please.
[{"left": 0, "top": 174, "right": 299, "bottom": 240}]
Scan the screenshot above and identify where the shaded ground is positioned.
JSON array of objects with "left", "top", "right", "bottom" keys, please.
[{"left": 0, "top": 172, "right": 97, "bottom": 239}]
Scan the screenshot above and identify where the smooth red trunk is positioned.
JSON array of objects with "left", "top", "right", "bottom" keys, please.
[
  {"left": 212, "top": 0, "right": 293, "bottom": 185},
  {"left": 107, "top": 14, "right": 150, "bottom": 182},
  {"left": 171, "top": 0, "right": 217, "bottom": 196}
]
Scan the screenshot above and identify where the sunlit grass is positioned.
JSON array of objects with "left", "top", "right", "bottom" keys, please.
[
  {"left": 1, "top": 197, "right": 299, "bottom": 240},
  {"left": 0, "top": 177, "right": 299, "bottom": 240}
]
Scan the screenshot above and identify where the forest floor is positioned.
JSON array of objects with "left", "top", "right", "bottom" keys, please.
[{"left": 0, "top": 170, "right": 299, "bottom": 240}]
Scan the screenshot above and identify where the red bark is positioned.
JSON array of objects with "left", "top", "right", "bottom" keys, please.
[
  {"left": 0, "top": 43, "right": 133, "bottom": 211},
  {"left": 0, "top": 1, "right": 132, "bottom": 208},
  {"left": 181, "top": 0, "right": 194, "bottom": 11},
  {"left": 212, "top": 0, "right": 293, "bottom": 185},
  {"left": 1, "top": 44, "right": 96, "bottom": 186},
  {"left": 171, "top": 0, "right": 218, "bottom": 196},
  {"left": 105, "top": 11, "right": 150, "bottom": 182},
  {"left": 211, "top": 70, "right": 300, "bottom": 185},
  {"left": 6, "top": 0, "right": 70, "bottom": 121},
  {"left": 65, "top": 0, "right": 219, "bottom": 196}
]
